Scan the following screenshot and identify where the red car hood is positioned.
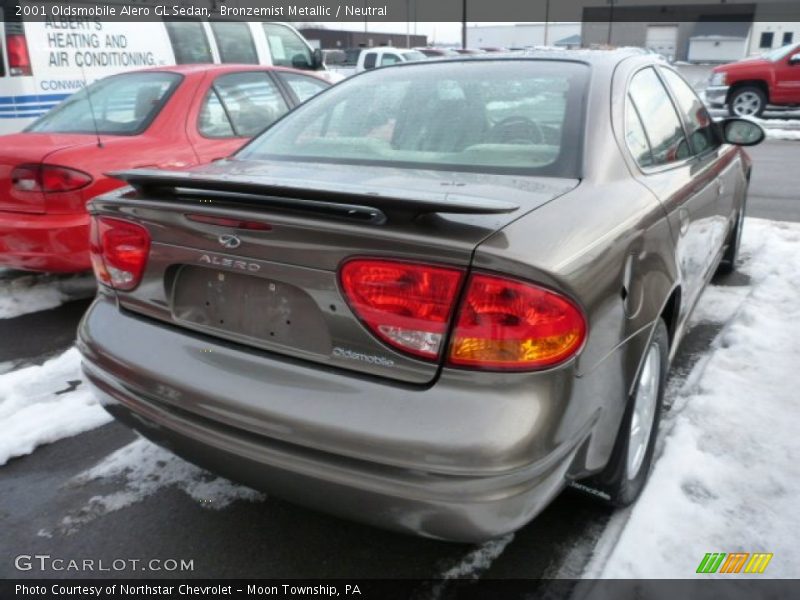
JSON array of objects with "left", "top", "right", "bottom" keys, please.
[
  {"left": 0, "top": 133, "right": 100, "bottom": 214},
  {"left": 714, "top": 57, "right": 771, "bottom": 73}
]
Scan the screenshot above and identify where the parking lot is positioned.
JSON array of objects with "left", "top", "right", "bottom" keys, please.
[{"left": 1, "top": 137, "right": 797, "bottom": 582}]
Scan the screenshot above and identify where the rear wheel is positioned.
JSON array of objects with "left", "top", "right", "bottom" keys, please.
[
  {"left": 728, "top": 86, "right": 766, "bottom": 118},
  {"left": 586, "top": 319, "right": 669, "bottom": 506}
]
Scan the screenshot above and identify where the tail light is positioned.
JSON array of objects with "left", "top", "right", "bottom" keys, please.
[
  {"left": 339, "top": 259, "right": 586, "bottom": 370},
  {"left": 339, "top": 259, "right": 464, "bottom": 360},
  {"left": 11, "top": 165, "right": 93, "bottom": 193},
  {"left": 89, "top": 217, "right": 150, "bottom": 291},
  {"left": 448, "top": 274, "right": 586, "bottom": 370},
  {"left": 6, "top": 33, "right": 32, "bottom": 76}
]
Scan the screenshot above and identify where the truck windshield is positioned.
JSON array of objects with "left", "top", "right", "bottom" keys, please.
[
  {"left": 237, "top": 60, "right": 588, "bottom": 177},
  {"left": 25, "top": 72, "right": 181, "bottom": 135},
  {"left": 763, "top": 42, "right": 800, "bottom": 62}
]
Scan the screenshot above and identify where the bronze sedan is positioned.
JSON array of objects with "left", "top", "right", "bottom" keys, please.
[{"left": 78, "top": 50, "right": 764, "bottom": 542}]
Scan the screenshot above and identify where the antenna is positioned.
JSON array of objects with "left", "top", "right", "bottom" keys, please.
[{"left": 79, "top": 64, "right": 103, "bottom": 149}]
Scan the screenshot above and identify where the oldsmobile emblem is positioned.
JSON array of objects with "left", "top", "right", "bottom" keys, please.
[{"left": 218, "top": 234, "right": 241, "bottom": 249}]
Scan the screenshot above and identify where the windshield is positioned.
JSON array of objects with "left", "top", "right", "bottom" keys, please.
[
  {"left": 237, "top": 60, "right": 588, "bottom": 177},
  {"left": 26, "top": 72, "right": 181, "bottom": 135},
  {"left": 763, "top": 42, "right": 800, "bottom": 62}
]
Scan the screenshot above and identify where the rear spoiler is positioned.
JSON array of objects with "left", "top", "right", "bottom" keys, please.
[{"left": 108, "top": 169, "right": 520, "bottom": 223}]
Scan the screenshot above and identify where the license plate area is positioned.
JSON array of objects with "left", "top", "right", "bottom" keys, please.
[{"left": 171, "top": 265, "right": 330, "bottom": 354}]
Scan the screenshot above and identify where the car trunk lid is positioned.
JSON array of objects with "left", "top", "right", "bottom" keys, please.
[
  {"left": 91, "top": 159, "right": 578, "bottom": 384},
  {"left": 0, "top": 133, "right": 98, "bottom": 213}
]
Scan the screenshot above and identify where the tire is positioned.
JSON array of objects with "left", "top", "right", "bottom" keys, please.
[
  {"left": 585, "top": 319, "right": 669, "bottom": 507},
  {"left": 728, "top": 86, "right": 767, "bottom": 118},
  {"left": 717, "top": 196, "right": 746, "bottom": 275}
]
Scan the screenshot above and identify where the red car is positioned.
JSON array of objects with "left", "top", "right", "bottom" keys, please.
[
  {"left": 0, "top": 64, "right": 329, "bottom": 272},
  {"left": 705, "top": 42, "right": 800, "bottom": 117}
]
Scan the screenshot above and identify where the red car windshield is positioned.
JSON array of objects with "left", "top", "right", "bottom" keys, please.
[{"left": 26, "top": 72, "right": 182, "bottom": 136}]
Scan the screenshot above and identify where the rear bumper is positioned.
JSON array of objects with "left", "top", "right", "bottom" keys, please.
[
  {"left": 78, "top": 296, "right": 594, "bottom": 542},
  {"left": 0, "top": 210, "right": 90, "bottom": 272},
  {"left": 704, "top": 85, "right": 729, "bottom": 108}
]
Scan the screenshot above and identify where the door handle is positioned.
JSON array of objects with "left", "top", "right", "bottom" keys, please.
[{"left": 716, "top": 179, "right": 725, "bottom": 196}]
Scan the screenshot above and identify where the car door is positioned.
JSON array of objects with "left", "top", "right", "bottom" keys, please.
[
  {"left": 623, "top": 66, "right": 719, "bottom": 314},
  {"left": 188, "top": 70, "right": 292, "bottom": 164},
  {"left": 659, "top": 67, "right": 743, "bottom": 254},
  {"left": 771, "top": 45, "right": 800, "bottom": 104}
]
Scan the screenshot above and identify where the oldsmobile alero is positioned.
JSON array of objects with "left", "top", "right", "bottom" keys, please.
[{"left": 77, "top": 50, "right": 764, "bottom": 542}]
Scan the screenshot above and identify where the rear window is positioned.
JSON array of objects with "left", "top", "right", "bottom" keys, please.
[
  {"left": 26, "top": 72, "right": 181, "bottom": 135},
  {"left": 166, "top": 21, "right": 212, "bottom": 64},
  {"left": 237, "top": 60, "right": 588, "bottom": 177}
]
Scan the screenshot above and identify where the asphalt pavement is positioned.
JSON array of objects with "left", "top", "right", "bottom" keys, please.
[{"left": 0, "top": 139, "right": 798, "bottom": 581}]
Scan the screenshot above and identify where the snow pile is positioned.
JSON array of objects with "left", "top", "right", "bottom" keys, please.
[
  {"left": 590, "top": 218, "right": 800, "bottom": 578},
  {"left": 0, "top": 347, "right": 111, "bottom": 465},
  {"left": 0, "top": 273, "right": 69, "bottom": 319},
  {"left": 0, "top": 271, "right": 95, "bottom": 319},
  {"left": 57, "top": 437, "right": 265, "bottom": 533}
]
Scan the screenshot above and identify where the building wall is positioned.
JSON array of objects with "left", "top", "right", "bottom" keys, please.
[
  {"left": 466, "top": 23, "right": 581, "bottom": 49},
  {"left": 688, "top": 38, "right": 749, "bottom": 62},
  {"left": 748, "top": 22, "right": 800, "bottom": 56},
  {"left": 299, "top": 29, "right": 427, "bottom": 50}
]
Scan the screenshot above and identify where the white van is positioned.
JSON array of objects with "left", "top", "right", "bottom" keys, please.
[{"left": 0, "top": 15, "right": 339, "bottom": 134}]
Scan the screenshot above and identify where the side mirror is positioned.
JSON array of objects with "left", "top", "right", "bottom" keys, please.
[
  {"left": 312, "top": 48, "right": 324, "bottom": 69},
  {"left": 720, "top": 118, "right": 765, "bottom": 146},
  {"left": 789, "top": 53, "right": 800, "bottom": 65}
]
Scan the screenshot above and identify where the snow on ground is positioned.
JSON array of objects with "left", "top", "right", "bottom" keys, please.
[
  {"left": 0, "top": 273, "right": 70, "bottom": 319},
  {"left": 587, "top": 218, "right": 800, "bottom": 578},
  {"left": 52, "top": 437, "right": 265, "bottom": 534},
  {"left": 0, "top": 271, "right": 95, "bottom": 319},
  {"left": 0, "top": 347, "right": 111, "bottom": 465},
  {"left": 765, "top": 129, "right": 800, "bottom": 141}
]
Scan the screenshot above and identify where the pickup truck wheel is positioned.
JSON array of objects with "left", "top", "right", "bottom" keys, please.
[
  {"left": 582, "top": 319, "right": 669, "bottom": 507},
  {"left": 729, "top": 86, "right": 766, "bottom": 117}
]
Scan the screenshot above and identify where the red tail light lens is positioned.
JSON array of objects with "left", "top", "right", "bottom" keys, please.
[
  {"left": 6, "top": 34, "right": 32, "bottom": 76},
  {"left": 89, "top": 217, "right": 150, "bottom": 291},
  {"left": 448, "top": 274, "right": 586, "bottom": 370},
  {"left": 11, "top": 165, "right": 93, "bottom": 193},
  {"left": 339, "top": 259, "right": 465, "bottom": 360}
]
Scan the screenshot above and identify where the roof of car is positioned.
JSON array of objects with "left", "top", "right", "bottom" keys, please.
[
  {"left": 133, "top": 63, "right": 312, "bottom": 77},
  {"left": 394, "top": 46, "right": 659, "bottom": 68}
]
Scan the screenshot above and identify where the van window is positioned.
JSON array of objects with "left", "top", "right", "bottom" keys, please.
[
  {"left": 27, "top": 72, "right": 181, "bottom": 135},
  {"left": 262, "top": 24, "right": 313, "bottom": 70},
  {"left": 210, "top": 22, "right": 258, "bottom": 64},
  {"left": 211, "top": 72, "right": 289, "bottom": 137},
  {"left": 166, "top": 21, "right": 212, "bottom": 64}
]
